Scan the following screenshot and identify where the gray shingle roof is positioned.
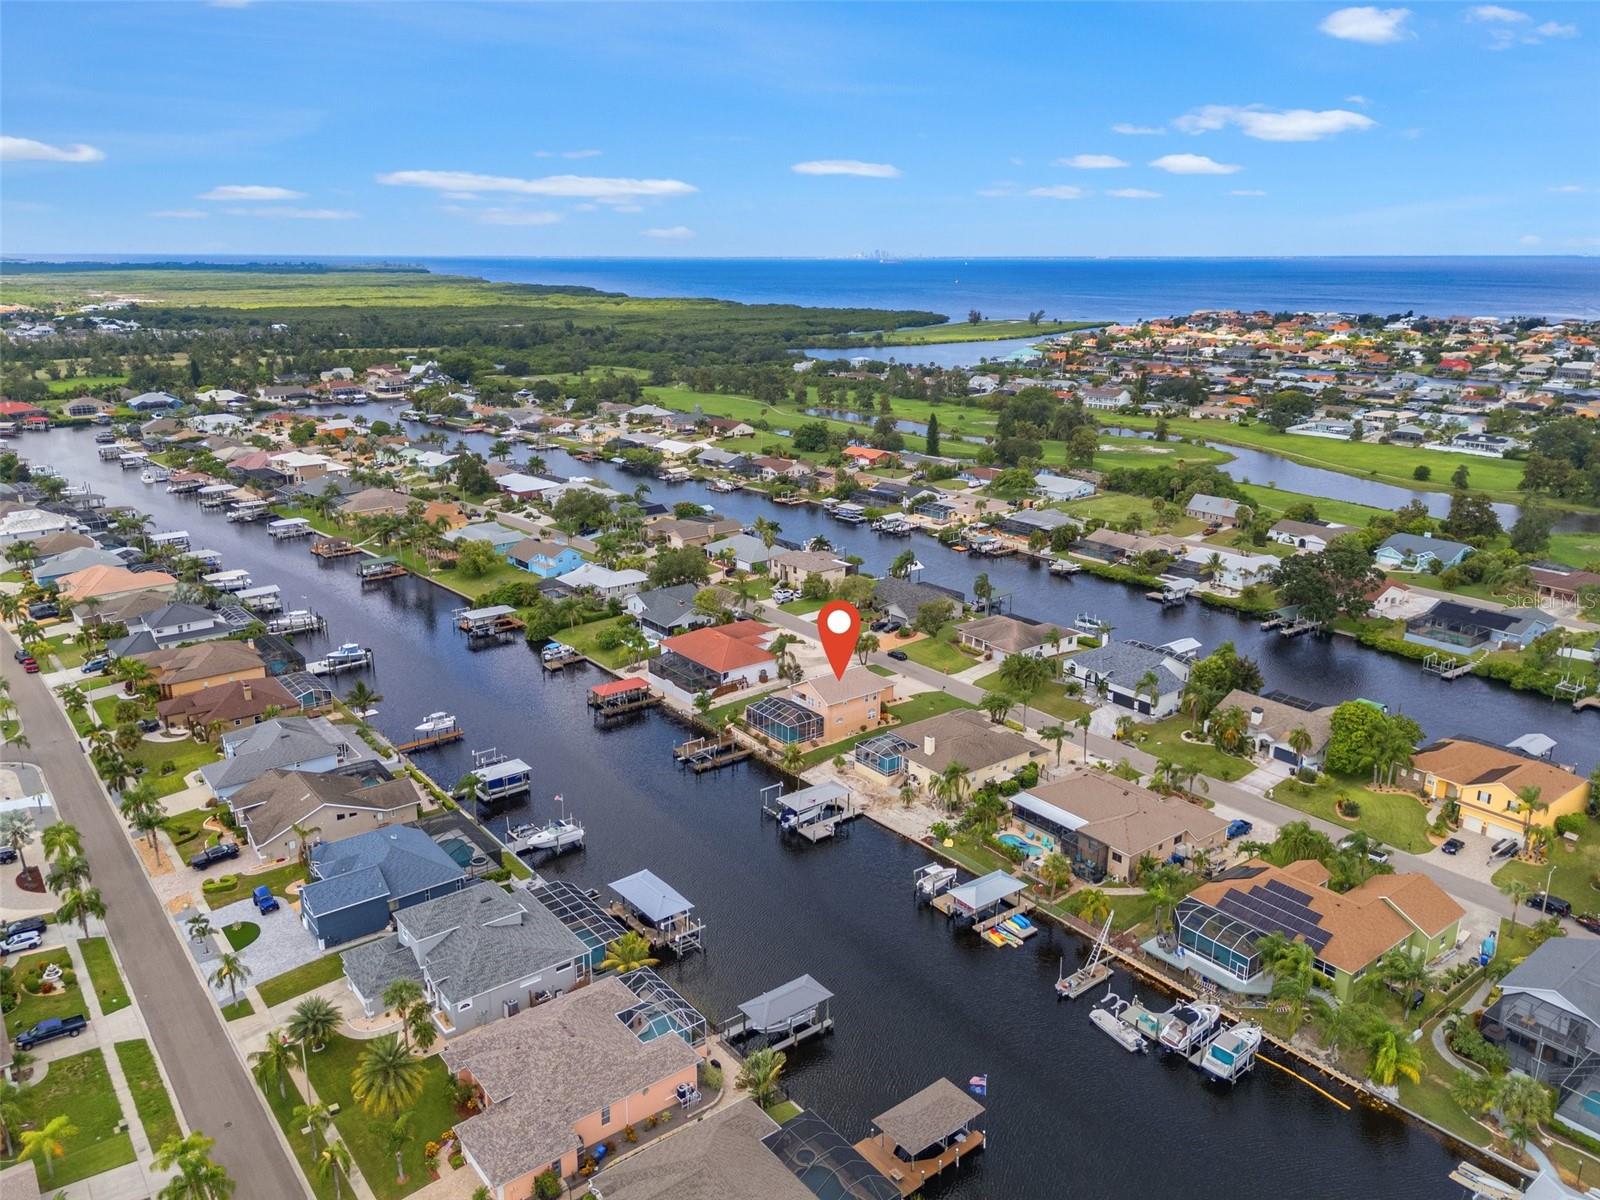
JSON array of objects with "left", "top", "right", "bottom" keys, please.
[
  {"left": 1066, "top": 641, "right": 1186, "bottom": 696},
  {"left": 300, "top": 827, "right": 464, "bottom": 916},
  {"left": 397, "top": 883, "right": 587, "bottom": 1003},
  {"left": 1501, "top": 939, "right": 1600, "bottom": 1027}
]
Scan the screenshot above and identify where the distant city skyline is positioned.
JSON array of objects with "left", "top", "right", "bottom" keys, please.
[{"left": 1, "top": 2, "right": 1595, "bottom": 258}]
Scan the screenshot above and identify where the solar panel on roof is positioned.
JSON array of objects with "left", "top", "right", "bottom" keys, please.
[{"left": 1262, "top": 879, "right": 1314, "bottom": 905}]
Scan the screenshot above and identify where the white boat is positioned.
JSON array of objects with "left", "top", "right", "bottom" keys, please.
[
  {"left": 708, "top": 479, "right": 740, "bottom": 493},
  {"left": 1199, "top": 1022, "right": 1262, "bottom": 1084},
  {"left": 139, "top": 468, "right": 164, "bottom": 484},
  {"left": 1049, "top": 559, "right": 1082, "bottom": 575},
  {"left": 414, "top": 711, "right": 458, "bottom": 736},
  {"left": 506, "top": 816, "right": 585, "bottom": 855},
  {"left": 1091, "top": 997, "right": 1146, "bottom": 1053},
  {"left": 1159, "top": 1002, "right": 1223, "bottom": 1056},
  {"left": 325, "top": 642, "right": 368, "bottom": 665}
]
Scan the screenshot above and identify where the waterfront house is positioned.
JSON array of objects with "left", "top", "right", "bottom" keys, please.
[
  {"left": 749, "top": 455, "right": 813, "bottom": 483},
  {"left": 505, "top": 537, "right": 585, "bottom": 578},
  {"left": 1167, "top": 858, "right": 1462, "bottom": 1000},
  {"left": 127, "top": 390, "right": 182, "bottom": 411},
  {"left": 995, "top": 508, "right": 1079, "bottom": 541},
  {"left": 56, "top": 563, "right": 177, "bottom": 606},
  {"left": 956, "top": 613, "right": 1072, "bottom": 659},
  {"left": 1010, "top": 769, "right": 1229, "bottom": 883},
  {"left": 1269, "top": 518, "right": 1351, "bottom": 553},
  {"left": 770, "top": 548, "right": 853, "bottom": 589},
  {"left": 894, "top": 708, "right": 1043, "bottom": 792},
  {"left": 30, "top": 546, "right": 130, "bottom": 587},
  {"left": 1402, "top": 601, "right": 1554, "bottom": 653},
  {"left": 842, "top": 445, "right": 897, "bottom": 469},
  {"left": 156, "top": 675, "right": 301, "bottom": 733},
  {"left": 443, "top": 975, "right": 702, "bottom": 1195},
  {"left": 1181, "top": 547, "right": 1278, "bottom": 594},
  {"left": 1060, "top": 640, "right": 1190, "bottom": 718},
  {"left": 337, "top": 487, "right": 412, "bottom": 520},
  {"left": 559, "top": 563, "right": 647, "bottom": 599},
  {"left": 1078, "top": 385, "right": 1132, "bottom": 410},
  {"left": 1210, "top": 689, "right": 1334, "bottom": 770},
  {"left": 1481, "top": 940, "right": 1600, "bottom": 1138},
  {"left": 648, "top": 620, "right": 776, "bottom": 703},
  {"left": 1185, "top": 494, "right": 1243, "bottom": 526},
  {"left": 201, "top": 715, "right": 382, "bottom": 803},
  {"left": 0, "top": 507, "right": 75, "bottom": 548},
  {"left": 232, "top": 769, "right": 421, "bottom": 861},
  {"left": 340, "top": 881, "right": 589, "bottom": 1035},
  {"left": 444, "top": 521, "right": 526, "bottom": 556},
  {"left": 646, "top": 516, "right": 742, "bottom": 549},
  {"left": 268, "top": 450, "right": 346, "bottom": 485},
  {"left": 1402, "top": 737, "right": 1590, "bottom": 839},
  {"left": 1374, "top": 532, "right": 1474, "bottom": 573},
  {"left": 624, "top": 584, "right": 718, "bottom": 637},
  {"left": 704, "top": 533, "right": 776, "bottom": 573},
  {"left": 1033, "top": 471, "right": 1095, "bottom": 502},
  {"left": 872, "top": 577, "right": 965, "bottom": 627},
  {"left": 746, "top": 667, "right": 895, "bottom": 747},
  {"left": 139, "top": 640, "right": 266, "bottom": 700},
  {"left": 107, "top": 601, "right": 240, "bottom": 657},
  {"left": 1530, "top": 565, "right": 1600, "bottom": 611},
  {"left": 299, "top": 826, "right": 468, "bottom": 949},
  {"left": 494, "top": 472, "right": 561, "bottom": 500},
  {"left": 1286, "top": 418, "right": 1355, "bottom": 440}
]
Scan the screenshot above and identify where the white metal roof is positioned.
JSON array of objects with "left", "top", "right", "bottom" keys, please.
[{"left": 610, "top": 869, "right": 694, "bottom": 922}]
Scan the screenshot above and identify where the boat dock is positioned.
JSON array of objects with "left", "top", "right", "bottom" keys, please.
[
  {"left": 454, "top": 604, "right": 525, "bottom": 643},
  {"left": 395, "top": 727, "right": 466, "bottom": 754},
  {"left": 674, "top": 730, "right": 752, "bottom": 772},
  {"left": 720, "top": 974, "right": 834, "bottom": 1052},
  {"left": 929, "top": 870, "right": 1038, "bottom": 946},
  {"left": 588, "top": 677, "right": 661, "bottom": 720},
  {"left": 306, "top": 646, "right": 374, "bottom": 675},
  {"left": 852, "top": 1078, "right": 984, "bottom": 1198},
  {"left": 266, "top": 609, "right": 326, "bottom": 635},
  {"left": 1424, "top": 650, "right": 1486, "bottom": 680},
  {"left": 759, "top": 780, "right": 860, "bottom": 843},
  {"left": 226, "top": 498, "right": 271, "bottom": 522},
  {"left": 1574, "top": 694, "right": 1600, "bottom": 712},
  {"left": 471, "top": 753, "right": 533, "bottom": 804},
  {"left": 268, "top": 517, "right": 314, "bottom": 540},
  {"left": 358, "top": 557, "right": 407, "bottom": 584},
  {"left": 236, "top": 585, "right": 282, "bottom": 614},
  {"left": 1057, "top": 913, "right": 1115, "bottom": 999},
  {"left": 913, "top": 863, "right": 958, "bottom": 900},
  {"left": 609, "top": 868, "right": 704, "bottom": 954},
  {"left": 540, "top": 647, "right": 586, "bottom": 671},
  {"left": 311, "top": 537, "right": 360, "bottom": 558}
]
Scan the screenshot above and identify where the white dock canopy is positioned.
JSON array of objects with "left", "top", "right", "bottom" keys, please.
[
  {"left": 778, "top": 780, "right": 849, "bottom": 821},
  {"left": 458, "top": 604, "right": 517, "bottom": 622},
  {"left": 610, "top": 869, "right": 694, "bottom": 925},
  {"left": 474, "top": 758, "right": 531, "bottom": 786},
  {"left": 736, "top": 974, "right": 832, "bottom": 1034},
  {"left": 946, "top": 869, "right": 1027, "bottom": 917}
]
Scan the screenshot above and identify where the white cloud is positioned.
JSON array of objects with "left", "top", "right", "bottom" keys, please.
[
  {"left": 1519, "top": 234, "right": 1542, "bottom": 245},
  {"left": 200, "top": 184, "right": 303, "bottom": 201},
  {"left": 790, "top": 160, "right": 901, "bottom": 178},
  {"left": 1107, "top": 188, "right": 1161, "bottom": 199},
  {"left": 1174, "top": 104, "right": 1376, "bottom": 141},
  {"left": 474, "top": 208, "right": 563, "bottom": 226},
  {"left": 610, "top": 203, "right": 644, "bottom": 213},
  {"left": 150, "top": 209, "right": 208, "bottom": 219},
  {"left": 534, "top": 149, "right": 603, "bottom": 159},
  {"left": 376, "top": 170, "right": 697, "bottom": 198},
  {"left": 1535, "top": 20, "right": 1578, "bottom": 37},
  {"left": 1056, "top": 154, "right": 1128, "bottom": 169},
  {"left": 1111, "top": 123, "right": 1165, "bottom": 136},
  {"left": 0, "top": 135, "right": 105, "bottom": 163},
  {"left": 1008, "top": 156, "right": 1026, "bottom": 166},
  {"left": 1229, "top": 188, "right": 1268, "bottom": 196},
  {"left": 1345, "top": 94, "right": 1371, "bottom": 105},
  {"left": 223, "top": 207, "right": 357, "bottom": 219},
  {"left": 1466, "top": 5, "right": 1528, "bottom": 22},
  {"left": 1025, "top": 185, "right": 1089, "bottom": 199},
  {"left": 1318, "top": 6, "right": 1412, "bottom": 43},
  {"left": 1549, "top": 184, "right": 1586, "bottom": 193},
  {"left": 1150, "top": 154, "right": 1242, "bottom": 175},
  {"left": 643, "top": 225, "right": 695, "bottom": 239}
]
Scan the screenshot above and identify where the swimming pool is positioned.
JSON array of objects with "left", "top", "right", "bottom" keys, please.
[{"left": 997, "top": 833, "right": 1043, "bottom": 858}]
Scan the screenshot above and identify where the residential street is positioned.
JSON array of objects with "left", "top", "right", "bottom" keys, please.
[{"left": 2, "top": 635, "right": 308, "bottom": 1199}]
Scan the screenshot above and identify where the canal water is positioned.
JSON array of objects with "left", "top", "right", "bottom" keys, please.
[{"left": 39, "top": 425, "right": 1495, "bottom": 1199}]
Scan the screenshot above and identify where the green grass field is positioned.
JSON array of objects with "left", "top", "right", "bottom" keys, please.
[
  {"left": 221, "top": 997, "right": 255, "bottom": 1021},
  {"left": 1268, "top": 776, "right": 1435, "bottom": 854},
  {"left": 258, "top": 1070, "right": 339, "bottom": 1200},
  {"left": 78, "top": 937, "right": 131, "bottom": 1014},
  {"left": 1493, "top": 819, "right": 1600, "bottom": 912},
  {"left": 223, "top": 920, "right": 262, "bottom": 951},
  {"left": 43, "top": 374, "right": 128, "bottom": 393},
  {"left": 899, "top": 622, "right": 980, "bottom": 674},
  {"left": 0, "top": 1048, "right": 135, "bottom": 1187},
  {"left": 114, "top": 1039, "right": 182, "bottom": 1150},
  {"left": 204, "top": 862, "right": 306, "bottom": 910},
  {"left": 256, "top": 954, "right": 346, "bottom": 1009},
  {"left": 555, "top": 615, "right": 655, "bottom": 670},
  {"left": 852, "top": 318, "right": 1101, "bottom": 346},
  {"left": 1120, "top": 717, "right": 1253, "bottom": 783},
  {"left": 971, "top": 668, "right": 1092, "bottom": 724},
  {"left": 6, "top": 947, "right": 84, "bottom": 1028},
  {"left": 800, "top": 690, "right": 973, "bottom": 768},
  {"left": 1060, "top": 492, "right": 1205, "bottom": 535}
]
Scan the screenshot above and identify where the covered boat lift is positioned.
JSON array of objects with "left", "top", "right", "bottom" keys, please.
[
  {"left": 608, "top": 868, "right": 704, "bottom": 954},
  {"left": 932, "top": 869, "right": 1036, "bottom": 938},
  {"left": 453, "top": 603, "right": 524, "bottom": 643},
  {"left": 587, "top": 676, "right": 661, "bottom": 720},
  {"left": 853, "top": 1078, "right": 986, "bottom": 1198},
  {"left": 759, "top": 780, "right": 858, "bottom": 842},
  {"left": 721, "top": 973, "right": 835, "bottom": 1051},
  {"left": 471, "top": 756, "right": 532, "bottom": 804}
]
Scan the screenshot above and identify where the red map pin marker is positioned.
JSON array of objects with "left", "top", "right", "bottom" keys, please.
[{"left": 817, "top": 601, "right": 861, "bottom": 681}]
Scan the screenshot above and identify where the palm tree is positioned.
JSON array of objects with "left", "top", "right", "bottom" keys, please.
[
  {"left": 854, "top": 631, "right": 880, "bottom": 664},
  {"left": 780, "top": 742, "right": 804, "bottom": 775},
  {"left": 46, "top": 852, "right": 92, "bottom": 896},
  {"left": 735, "top": 1046, "right": 786, "bottom": 1109},
  {"left": 211, "top": 951, "right": 252, "bottom": 1005},
  {"left": 316, "top": 1139, "right": 354, "bottom": 1200},
  {"left": 981, "top": 690, "right": 1017, "bottom": 725},
  {"left": 1450, "top": 1068, "right": 1497, "bottom": 1117},
  {"left": 186, "top": 912, "right": 214, "bottom": 942},
  {"left": 351, "top": 1035, "right": 425, "bottom": 1117},
  {"left": 1366, "top": 1024, "right": 1423, "bottom": 1087},
  {"left": 344, "top": 680, "right": 383, "bottom": 713},
  {"left": 1039, "top": 724, "right": 1068, "bottom": 767},
  {"left": 898, "top": 777, "right": 918, "bottom": 809},
  {"left": 155, "top": 1131, "right": 235, "bottom": 1199},
  {"left": 1287, "top": 725, "right": 1314, "bottom": 766},
  {"left": 600, "top": 930, "right": 659, "bottom": 974},
  {"left": 1501, "top": 877, "right": 1532, "bottom": 927},
  {"left": 407, "top": 1000, "right": 438, "bottom": 1054},
  {"left": 0, "top": 812, "right": 36, "bottom": 871},
  {"left": 289, "top": 996, "right": 342, "bottom": 1054},
  {"left": 1515, "top": 785, "right": 1546, "bottom": 846},
  {"left": 380, "top": 1112, "right": 414, "bottom": 1184},
  {"left": 1074, "top": 885, "right": 1112, "bottom": 924},
  {"left": 0, "top": 1077, "right": 21, "bottom": 1158},
  {"left": 382, "top": 978, "right": 426, "bottom": 1047},
  {"left": 1209, "top": 705, "right": 1250, "bottom": 754},
  {"left": 19, "top": 1113, "right": 78, "bottom": 1181},
  {"left": 295, "top": 1102, "right": 333, "bottom": 1151},
  {"left": 250, "top": 1029, "right": 298, "bottom": 1100},
  {"left": 1495, "top": 1072, "right": 1555, "bottom": 1156},
  {"left": 889, "top": 548, "right": 918, "bottom": 579},
  {"left": 752, "top": 516, "right": 781, "bottom": 550},
  {"left": 1074, "top": 712, "right": 1092, "bottom": 755},
  {"left": 934, "top": 761, "right": 972, "bottom": 814},
  {"left": 1113, "top": 714, "right": 1137, "bottom": 742},
  {"left": 57, "top": 883, "right": 105, "bottom": 936}
]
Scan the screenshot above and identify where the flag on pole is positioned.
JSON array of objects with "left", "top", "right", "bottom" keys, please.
[{"left": 967, "top": 1074, "right": 987, "bottom": 1096}]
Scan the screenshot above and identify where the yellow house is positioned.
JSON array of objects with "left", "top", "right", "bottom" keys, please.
[{"left": 1406, "top": 737, "right": 1590, "bottom": 839}]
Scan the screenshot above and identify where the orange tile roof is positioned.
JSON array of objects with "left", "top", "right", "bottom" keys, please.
[
  {"left": 1411, "top": 738, "right": 1587, "bottom": 802},
  {"left": 60, "top": 565, "right": 176, "bottom": 602},
  {"left": 589, "top": 677, "right": 651, "bottom": 698},
  {"left": 660, "top": 624, "right": 774, "bottom": 672}
]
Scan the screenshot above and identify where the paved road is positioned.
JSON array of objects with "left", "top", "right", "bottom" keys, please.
[{"left": 2, "top": 637, "right": 308, "bottom": 1199}]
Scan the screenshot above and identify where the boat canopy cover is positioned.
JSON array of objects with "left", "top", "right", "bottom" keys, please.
[
  {"left": 778, "top": 780, "right": 848, "bottom": 815},
  {"left": 947, "top": 869, "right": 1027, "bottom": 913},
  {"left": 458, "top": 604, "right": 517, "bottom": 621},
  {"left": 475, "top": 758, "right": 531, "bottom": 785},
  {"left": 870, "top": 1078, "right": 984, "bottom": 1156},
  {"left": 1507, "top": 733, "right": 1556, "bottom": 758},
  {"left": 737, "top": 974, "right": 833, "bottom": 1030},
  {"left": 610, "top": 868, "right": 693, "bottom": 922}
]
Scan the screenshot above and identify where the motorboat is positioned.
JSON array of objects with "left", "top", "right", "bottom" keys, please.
[
  {"left": 414, "top": 711, "right": 458, "bottom": 736},
  {"left": 1049, "top": 558, "right": 1082, "bottom": 575},
  {"left": 1199, "top": 1022, "right": 1262, "bottom": 1083},
  {"left": 325, "top": 642, "right": 369, "bottom": 665},
  {"left": 1090, "top": 995, "right": 1146, "bottom": 1053},
  {"left": 1159, "top": 1002, "right": 1223, "bottom": 1056},
  {"left": 506, "top": 816, "right": 585, "bottom": 855}
]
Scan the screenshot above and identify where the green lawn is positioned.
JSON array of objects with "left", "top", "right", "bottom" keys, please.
[
  {"left": 1493, "top": 819, "right": 1600, "bottom": 915},
  {"left": 161, "top": 806, "right": 222, "bottom": 851},
  {"left": 6, "top": 947, "right": 85, "bottom": 1028},
  {"left": 972, "top": 668, "right": 1092, "bottom": 724},
  {"left": 44, "top": 373, "right": 127, "bottom": 393},
  {"left": 78, "top": 936, "right": 131, "bottom": 1014},
  {"left": 302, "top": 1035, "right": 460, "bottom": 1200},
  {"left": 859, "top": 317, "right": 1098, "bottom": 345},
  {"left": 223, "top": 920, "right": 262, "bottom": 951},
  {"left": 865, "top": 663, "right": 895, "bottom": 678},
  {"left": 221, "top": 998, "right": 255, "bottom": 1021},
  {"left": 777, "top": 598, "right": 825, "bottom": 616},
  {"left": 204, "top": 861, "right": 306, "bottom": 910},
  {"left": 259, "top": 1068, "right": 340, "bottom": 1200},
  {"left": 44, "top": 633, "right": 86, "bottom": 669},
  {"left": 256, "top": 955, "right": 346, "bottom": 1010},
  {"left": 1268, "top": 775, "right": 1435, "bottom": 854},
  {"left": 0, "top": 1048, "right": 135, "bottom": 1187},
  {"left": 1059, "top": 491, "right": 1202, "bottom": 536},
  {"left": 1232, "top": 483, "right": 1391, "bottom": 530},
  {"left": 130, "top": 735, "right": 223, "bottom": 799},
  {"left": 114, "top": 1039, "right": 182, "bottom": 1150},
  {"left": 92, "top": 694, "right": 152, "bottom": 727},
  {"left": 899, "top": 622, "right": 979, "bottom": 674},
  {"left": 764, "top": 1100, "right": 803, "bottom": 1124},
  {"left": 800, "top": 690, "right": 973, "bottom": 768},
  {"left": 552, "top": 615, "right": 656, "bottom": 671},
  {"left": 1119, "top": 717, "right": 1253, "bottom": 783}
]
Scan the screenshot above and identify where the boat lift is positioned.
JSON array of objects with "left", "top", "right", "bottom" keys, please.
[
  {"left": 720, "top": 974, "right": 835, "bottom": 1052},
  {"left": 1056, "top": 912, "right": 1114, "bottom": 999}
]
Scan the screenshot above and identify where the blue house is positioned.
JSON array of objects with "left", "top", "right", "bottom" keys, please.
[
  {"left": 1404, "top": 602, "right": 1555, "bottom": 654},
  {"left": 505, "top": 536, "right": 585, "bottom": 578},
  {"left": 443, "top": 521, "right": 525, "bottom": 556},
  {"left": 1374, "top": 533, "right": 1474, "bottom": 574},
  {"left": 299, "top": 826, "right": 467, "bottom": 948}
]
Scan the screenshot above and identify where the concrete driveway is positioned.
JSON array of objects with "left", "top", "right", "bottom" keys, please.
[{"left": 204, "top": 895, "right": 324, "bottom": 1002}]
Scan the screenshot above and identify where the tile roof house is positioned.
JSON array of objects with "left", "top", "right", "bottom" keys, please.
[
  {"left": 299, "top": 826, "right": 468, "bottom": 949},
  {"left": 156, "top": 675, "right": 301, "bottom": 733},
  {"left": 340, "top": 881, "right": 589, "bottom": 1035},
  {"left": 648, "top": 621, "right": 777, "bottom": 702},
  {"left": 232, "top": 769, "right": 422, "bottom": 861},
  {"left": 646, "top": 516, "right": 743, "bottom": 549},
  {"left": 443, "top": 976, "right": 701, "bottom": 1192},
  {"left": 139, "top": 640, "right": 265, "bottom": 699},
  {"left": 745, "top": 666, "right": 895, "bottom": 747},
  {"left": 337, "top": 487, "right": 412, "bottom": 519},
  {"left": 201, "top": 715, "right": 382, "bottom": 802},
  {"left": 1403, "top": 737, "right": 1590, "bottom": 840},
  {"left": 57, "top": 563, "right": 178, "bottom": 604},
  {"left": 956, "top": 613, "right": 1074, "bottom": 659}
]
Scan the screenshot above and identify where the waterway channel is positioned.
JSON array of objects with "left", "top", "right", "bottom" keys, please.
[{"left": 36, "top": 424, "right": 1512, "bottom": 1199}]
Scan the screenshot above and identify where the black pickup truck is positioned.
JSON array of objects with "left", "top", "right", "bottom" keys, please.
[{"left": 14, "top": 1014, "right": 88, "bottom": 1050}]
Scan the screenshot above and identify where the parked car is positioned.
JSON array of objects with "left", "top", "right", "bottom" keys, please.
[
  {"left": 1439, "top": 838, "right": 1465, "bottom": 856},
  {"left": 26, "top": 601, "right": 59, "bottom": 620},
  {"left": 1528, "top": 893, "right": 1574, "bottom": 918},
  {"left": 22, "top": 659, "right": 39, "bottom": 674},
  {"left": 3, "top": 916, "right": 46, "bottom": 939},
  {"left": 252, "top": 885, "right": 280, "bottom": 915},
  {"left": 188, "top": 842, "right": 240, "bottom": 870},
  {"left": 82, "top": 655, "right": 111, "bottom": 674},
  {"left": 870, "top": 618, "right": 892, "bottom": 632},
  {"left": 1575, "top": 913, "right": 1600, "bottom": 936},
  {"left": 0, "top": 846, "right": 16, "bottom": 865},
  {"left": 1226, "top": 819, "right": 1253, "bottom": 840},
  {"left": 1490, "top": 837, "right": 1521, "bottom": 860},
  {"left": 14, "top": 1015, "right": 88, "bottom": 1049},
  {"left": 1339, "top": 834, "right": 1390, "bottom": 864},
  {"left": 0, "top": 928, "right": 43, "bottom": 956},
  {"left": 11, "top": 647, "right": 31, "bottom": 663},
  {"left": 887, "top": 649, "right": 909, "bottom": 662},
  {"left": 136, "top": 718, "right": 162, "bottom": 733}
]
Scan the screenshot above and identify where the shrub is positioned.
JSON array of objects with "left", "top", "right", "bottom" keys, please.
[
  {"left": 1296, "top": 766, "right": 1318, "bottom": 784},
  {"left": 1449, "top": 1022, "right": 1511, "bottom": 1074},
  {"left": 1555, "top": 813, "right": 1587, "bottom": 838},
  {"left": 535, "top": 1172, "right": 562, "bottom": 1200},
  {"left": 449, "top": 1152, "right": 465, "bottom": 1170},
  {"left": 1016, "top": 762, "right": 1040, "bottom": 788},
  {"left": 623, "top": 1123, "right": 637, "bottom": 1143},
  {"left": 998, "top": 779, "right": 1020, "bottom": 797},
  {"left": 700, "top": 1063, "right": 723, "bottom": 1092},
  {"left": 1413, "top": 464, "right": 1431, "bottom": 481}
]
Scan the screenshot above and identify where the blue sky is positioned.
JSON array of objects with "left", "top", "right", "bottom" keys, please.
[{"left": 2, "top": 2, "right": 1595, "bottom": 257}]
